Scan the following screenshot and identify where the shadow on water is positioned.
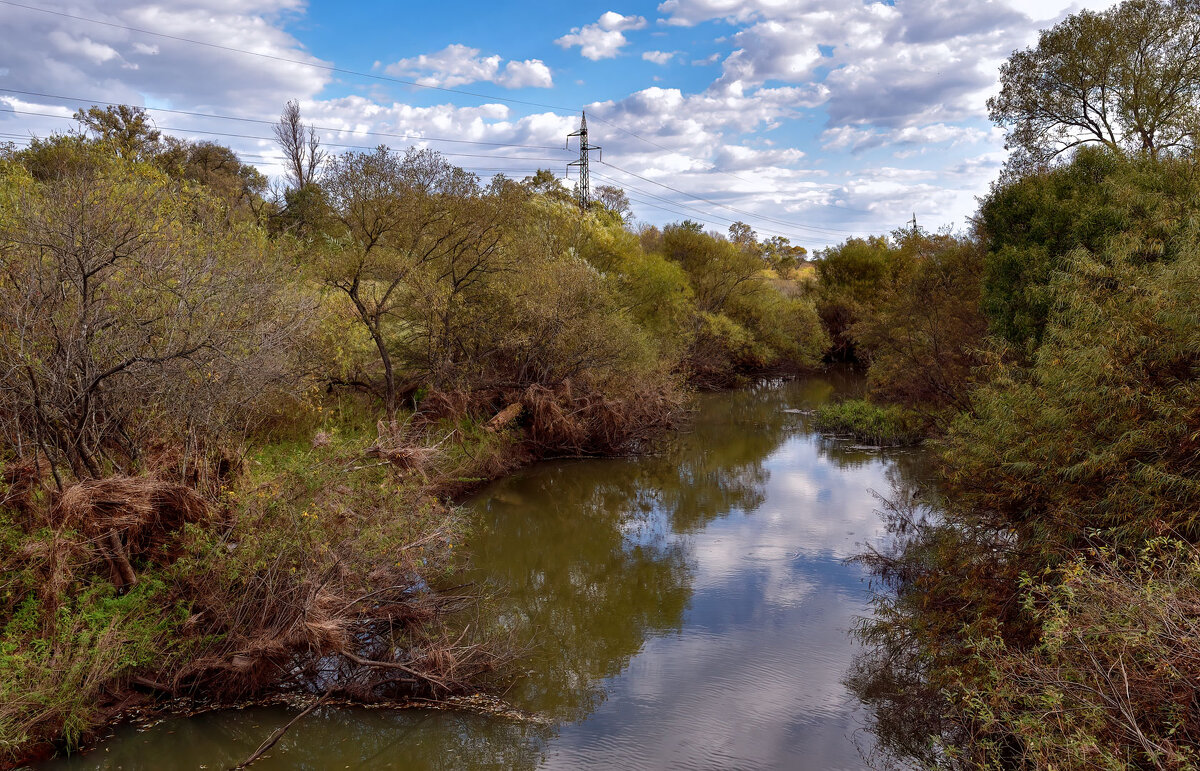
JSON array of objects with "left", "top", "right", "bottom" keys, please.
[{"left": 42, "top": 370, "right": 933, "bottom": 771}]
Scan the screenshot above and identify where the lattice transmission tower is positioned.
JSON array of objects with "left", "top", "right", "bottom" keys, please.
[{"left": 567, "top": 111, "right": 601, "bottom": 210}]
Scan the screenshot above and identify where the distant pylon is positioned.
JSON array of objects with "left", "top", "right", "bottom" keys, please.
[{"left": 567, "top": 111, "right": 601, "bottom": 210}]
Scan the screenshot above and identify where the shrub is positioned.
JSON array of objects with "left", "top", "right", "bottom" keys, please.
[{"left": 812, "top": 399, "right": 925, "bottom": 446}]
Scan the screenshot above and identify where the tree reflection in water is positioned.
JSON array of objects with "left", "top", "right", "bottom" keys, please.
[{"left": 43, "top": 370, "right": 935, "bottom": 771}]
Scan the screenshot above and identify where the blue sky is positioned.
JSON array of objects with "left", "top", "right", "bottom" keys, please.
[{"left": 0, "top": 0, "right": 1114, "bottom": 249}]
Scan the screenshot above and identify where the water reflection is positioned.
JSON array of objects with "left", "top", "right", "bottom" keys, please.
[{"left": 44, "top": 372, "right": 930, "bottom": 771}]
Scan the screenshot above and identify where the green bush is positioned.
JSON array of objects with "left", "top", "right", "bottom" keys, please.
[{"left": 812, "top": 399, "right": 925, "bottom": 446}]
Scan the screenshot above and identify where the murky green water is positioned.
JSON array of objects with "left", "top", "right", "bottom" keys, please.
[{"left": 43, "top": 373, "right": 930, "bottom": 770}]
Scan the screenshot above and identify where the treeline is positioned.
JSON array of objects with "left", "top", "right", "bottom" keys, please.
[
  {"left": 823, "top": 1, "right": 1200, "bottom": 766},
  {"left": 0, "top": 103, "right": 826, "bottom": 763}
]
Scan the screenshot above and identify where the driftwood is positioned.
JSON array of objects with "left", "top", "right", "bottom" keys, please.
[{"left": 485, "top": 403, "right": 522, "bottom": 432}]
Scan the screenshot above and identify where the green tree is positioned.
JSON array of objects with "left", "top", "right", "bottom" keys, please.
[
  {"left": 521, "top": 168, "right": 572, "bottom": 205},
  {"left": 813, "top": 236, "right": 896, "bottom": 360},
  {"left": 0, "top": 155, "right": 307, "bottom": 479},
  {"left": 72, "top": 105, "right": 161, "bottom": 161},
  {"left": 977, "top": 146, "right": 1200, "bottom": 351},
  {"left": 320, "top": 147, "right": 507, "bottom": 416},
  {"left": 989, "top": 0, "right": 1200, "bottom": 167}
]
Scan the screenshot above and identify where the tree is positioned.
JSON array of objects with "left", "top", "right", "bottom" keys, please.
[
  {"left": 155, "top": 138, "right": 268, "bottom": 209},
  {"left": 320, "top": 147, "right": 508, "bottom": 417},
  {"left": 0, "top": 155, "right": 307, "bottom": 480},
  {"left": 727, "top": 221, "right": 757, "bottom": 250},
  {"left": 761, "top": 235, "right": 807, "bottom": 276},
  {"left": 813, "top": 236, "right": 897, "bottom": 361},
  {"left": 73, "top": 105, "right": 161, "bottom": 161},
  {"left": 521, "top": 168, "right": 572, "bottom": 205},
  {"left": 594, "top": 184, "right": 631, "bottom": 220},
  {"left": 988, "top": 0, "right": 1200, "bottom": 166},
  {"left": 273, "top": 99, "right": 326, "bottom": 190}
]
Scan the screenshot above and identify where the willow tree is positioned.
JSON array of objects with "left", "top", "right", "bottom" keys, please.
[{"left": 989, "top": 0, "right": 1200, "bottom": 166}]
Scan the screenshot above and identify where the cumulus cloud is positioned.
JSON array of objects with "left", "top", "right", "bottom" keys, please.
[
  {"left": 0, "top": 0, "right": 328, "bottom": 120},
  {"left": 1, "top": 0, "right": 1112, "bottom": 250},
  {"left": 383, "top": 44, "right": 553, "bottom": 89},
  {"left": 556, "top": 11, "right": 648, "bottom": 60},
  {"left": 642, "top": 50, "right": 680, "bottom": 65},
  {"left": 821, "top": 123, "right": 987, "bottom": 153},
  {"left": 660, "top": 0, "right": 1121, "bottom": 130}
]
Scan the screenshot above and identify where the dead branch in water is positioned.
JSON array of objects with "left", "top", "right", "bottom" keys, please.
[{"left": 231, "top": 691, "right": 331, "bottom": 770}]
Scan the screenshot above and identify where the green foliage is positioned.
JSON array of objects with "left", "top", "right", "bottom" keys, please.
[
  {"left": 854, "top": 231, "right": 989, "bottom": 413},
  {"left": 0, "top": 153, "right": 314, "bottom": 476},
  {"left": 988, "top": 0, "right": 1200, "bottom": 167},
  {"left": 0, "top": 105, "right": 835, "bottom": 763},
  {"left": 944, "top": 240, "right": 1200, "bottom": 544},
  {"left": 978, "top": 146, "right": 1200, "bottom": 351},
  {"left": 854, "top": 153, "right": 1200, "bottom": 770},
  {"left": 0, "top": 566, "right": 185, "bottom": 757},
  {"left": 812, "top": 399, "right": 925, "bottom": 446},
  {"left": 813, "top": 235, "right": 898, "bottom": 360},
  {"left": 965, "top": 540, "right": 1200, "bottom": 769}
]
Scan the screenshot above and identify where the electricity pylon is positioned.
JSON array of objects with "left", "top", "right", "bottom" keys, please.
[{"left": 567, "top": 111, "right": 601, "bottom": 210}]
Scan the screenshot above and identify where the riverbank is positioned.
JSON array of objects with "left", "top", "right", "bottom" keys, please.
[
  {"left": 3, "top": 382, "right": 688, "bottom": 768},
  {"left": 1, "top": 114, "right": 833, "bottom": 768},
  {"left": 39, "top": 373, "right": 925, "bottom": 771},
  {"left": 11, "top": 366, "right": 858, "bottom": 768}
]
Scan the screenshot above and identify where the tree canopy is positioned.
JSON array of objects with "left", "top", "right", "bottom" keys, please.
[{"left": 988, "top": 0, "right": 1200, "bottom": 166}]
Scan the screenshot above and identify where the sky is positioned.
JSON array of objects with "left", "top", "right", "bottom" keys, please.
[{"left": 0, "top": 0, "right": 1116, "bottom": 249}]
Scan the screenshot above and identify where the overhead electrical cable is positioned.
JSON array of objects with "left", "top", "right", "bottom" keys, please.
[
  {"left": 599, "top": 160, "right": 859, "bottom": 237},
  {"left": 0, "top": 88, "right": 570, "bottom": 151},
  {"left": 0, "top": 108, "right": 569, "bottom": 163},
  {"left": 0, "top": 0, "right": 862, "bottom": 220}
]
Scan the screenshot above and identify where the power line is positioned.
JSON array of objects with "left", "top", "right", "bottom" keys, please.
[
  {"left": 599, "top": 160, "right": 859, "bottom": 237},
  {"left": 0, "top": 0, "right": 867, "bottom": 237},
  {"left": 0, "top": 108, "right": 569, "bottom": 163},
  {"left": 0, "top": 88, "right": 570, "bottom": 152},
  {"left": 0, "top": 1, "right": 863, "bottom": 217},
  {"left": 592, "top": 169, "right": 808, "bottom": 240},
  {"left": 594, "top": 167, "right": 829, "bottom": 242},
  {"left": 1, "top": 105, "right": 840, "bottom": 241}
]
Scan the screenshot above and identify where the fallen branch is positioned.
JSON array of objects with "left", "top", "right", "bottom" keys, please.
[
  {"left": 343, "top": 652, "right": 449, "bottom": 691},
  {"left": 231, "top": 691, "right": 330, "bottom": 770}
]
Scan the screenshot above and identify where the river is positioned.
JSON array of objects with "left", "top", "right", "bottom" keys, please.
[{"left": 43, "top": 372, "right": 929, "bottom": 770}]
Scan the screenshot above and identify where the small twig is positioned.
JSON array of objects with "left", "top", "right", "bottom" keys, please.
[{"left": 231, "top": 691, "right": 330, "bottom": 770}]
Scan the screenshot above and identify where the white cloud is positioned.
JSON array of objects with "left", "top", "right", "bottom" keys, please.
[
  {"left": 0, "top": 0, "right": 329, "bottom": 117},
  {"left": 556, "top": 11, "right": 648, "bottom": 60},
  {"left": 383, "top": 44, "right": 553, "bottom": 89},
  {"left": 642, "top": 50, "right": 680, "bottom": 65},
  {"left": 499, "top": 59, "right": 554, "bottom": 89},
  {"left": 0, "top": 0, "right": 1109, "bottom": 250},
  {"left": 821, "top": 123, "right": 987, "bottom": 153}
]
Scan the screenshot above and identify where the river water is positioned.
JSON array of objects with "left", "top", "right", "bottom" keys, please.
[{"left": 44, "top": 373, "right": 929, "bottom": 770}]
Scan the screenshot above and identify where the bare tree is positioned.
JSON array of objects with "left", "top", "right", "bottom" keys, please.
[{"left": 273, "top": 99, "right": 326, "bottom": 189}]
